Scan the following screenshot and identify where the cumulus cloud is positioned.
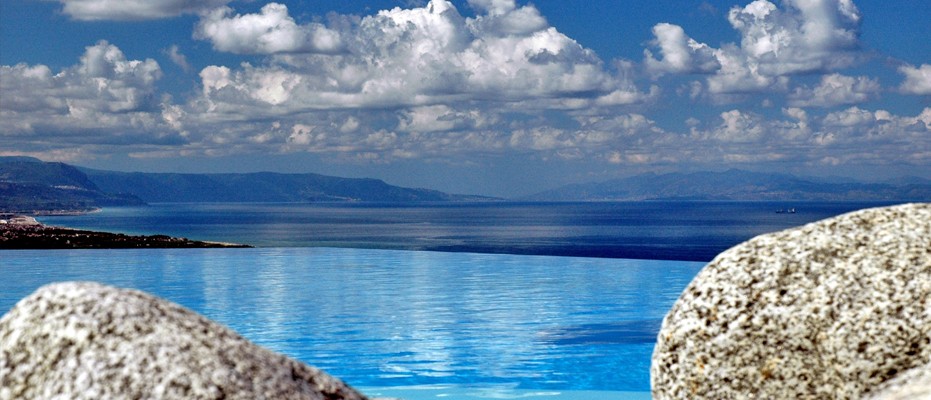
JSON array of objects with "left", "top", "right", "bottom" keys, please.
[
  {"left": 50, "top": 0, "right": 230, "bottom": 20},
  {"left": 1, "top": 41, "right": 162, "bottom": 121},
  {"left": 674, "top": 105, "right": 931, "bottom": 166},
  {"left": 898, "top": 64, "right": 931, "bottom": 95},
  {"left": 466, "top": 0, "right": 548, "bottom": 36},
  {"left": 195, "top": 3, "right": 343, "bottom": 54},
  {"left": 12, "top": 0, "right": 924, "bottom": 173},
  {"left": 643, "top": 23, "right": 719, "bottom": 77},
  {"left": 397, "top": 105, "right": 492, "bottom": 133},
  {"left": 815, "top": 107, "right": 931, "bottom": 163},
  {"left": 0, "top": 41, "right": 182, "bottom": 152},
  {"left": 467, "top": 0, "right": 516, "bottom": 15},
  {"left": 645, "top": 0, "right": 862, "bottom": 94},
  {"left": 821, "top": 106, "right": 877, "bottom": 127},
  {"left": 198, "top": 64, "right": 303, "bottom": 110},
  {"left": 493, "top": 113, "right": 672, "bottom": 164},
  {"left": 193, "top": 0, "right": 642, "bottom": 116},
  {"left": 788, "top": 73, "right": 879, "bottom": 107},
  {"left": 168, "top": 0, "right": 923, "bottom": 168},
  {"left": 705, "top": 44, "right": 789, "bottom": 94},
  {"left": 709, "top": 109, "right": 769, "bottom": 143},
  {"left": 728, "top": 0, "right": 860, "bottom": 76}
]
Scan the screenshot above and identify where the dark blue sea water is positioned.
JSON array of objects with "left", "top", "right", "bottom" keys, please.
[{"left": 38, "top": 201, "right": 897, "bottom": 261}]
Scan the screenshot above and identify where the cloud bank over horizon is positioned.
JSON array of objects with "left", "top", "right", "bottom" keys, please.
[
  {"left": 46, "top": 0, "right": 234, "bottom": 20},
  {"left": 2, "top": 0, "right": 929, "bottom": 194}
]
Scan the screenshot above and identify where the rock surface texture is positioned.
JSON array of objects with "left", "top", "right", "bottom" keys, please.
[
  {"left": 0, "top": 281, "right": 369, "bottom": 400},
  {"left": 651, "top": 203, "right": 931, "bottom": 399},
  {"left": 865, "top": 362, "right": 931, "bottom": 400}
]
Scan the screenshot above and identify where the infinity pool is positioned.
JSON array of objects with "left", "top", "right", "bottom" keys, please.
[{"left": 0, "top": 247, "right": 704, "bottom": 399}]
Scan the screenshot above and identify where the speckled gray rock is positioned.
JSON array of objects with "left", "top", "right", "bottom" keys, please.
[
  {"left": 0, "top": 282, "right": 369, "bottom": 400},
  {"left": 652, "top": 203, "right": 931, "bottom": 400},
  {"left": 865, "top": 362, "right": 931, "bottom": 400}
]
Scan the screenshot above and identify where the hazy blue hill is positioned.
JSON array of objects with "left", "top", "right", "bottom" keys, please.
[
  {"left": 0, "top": 156, "right": 43, "bottom": 164},
  {"left": 82, "top": 169, "right": 492, "bottom": 203},
  {"left": 0, "top": 158, "right": 144, "bottom": 213},
  {"left": 523, "top": 169, "right": 931, "bottom": 201},
  {"left": 886, "top": 176, "right": 931, "bottom": 186},
  {"left": 0, "top": 159, "right": 101, "bottom": 190}
]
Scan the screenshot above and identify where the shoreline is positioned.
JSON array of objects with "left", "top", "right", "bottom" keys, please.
[
  {"left": 0, "top": 215, "right": 251, "bottom": 249},
  {"left": 0, "top": 208, "right": 102, "bottom": 217}
]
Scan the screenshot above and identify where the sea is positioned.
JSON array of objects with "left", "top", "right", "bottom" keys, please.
[{"left": 2, "top": 201, "right": 901, "bottom": 399}]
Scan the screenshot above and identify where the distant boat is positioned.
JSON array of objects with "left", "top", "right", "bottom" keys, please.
[{"left": 776, "top": 208, "right": 797, "bottom": 214}]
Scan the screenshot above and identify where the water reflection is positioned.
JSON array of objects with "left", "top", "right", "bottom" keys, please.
[
  {"left": 37, "top": 201, "right": 892, "bottom": 261},
  {"left": 0, "top": 248, "right": 704, "bottom": 392}
]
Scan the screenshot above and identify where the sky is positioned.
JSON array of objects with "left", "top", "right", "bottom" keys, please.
[{"left": 0, "top": 0, "right": 929, "bottom": 197}]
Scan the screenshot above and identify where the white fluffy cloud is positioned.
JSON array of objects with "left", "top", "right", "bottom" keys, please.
[
  {"left": 195, "top": 3, "right": 343, "bottom": 54},
  {"left": 788, "top": 74, "right": 879, "bottom": 107},
  {"left": 705, "top": 44, "right": 789, "bottom": 94},
  {"left": 1, "top": 41, "right": 162, "bottom": 128},
  {"left": 467, "top": 0, "right": 517, "bottom": 15},
  {"left": 816, "top": 107, "right": 930, "bottom": 163},
  {"left": 643, "top": 23, "right": 719, "bottom": 77},
  {"left": 729, "top": 0, "right": 860, "bottom": 76},
  {"left": 173, "top": 0, "right": 659, "bottom": 165},
  {"left": 707, "top": 109, "right": 769, "bottom": 143},
  {"left": 0, "top": 41, "right": 184, "bottom": 153},
  {"left": 466, "top": 0, "right": 548, "bottom": 36},
  {"left": 397, "top": 105, "right": 493, "bottom": 133},
  {"left": 160, "top": 0, "right": 924, "bottom": 168},
  {"left": 676, "top": 106, "right": 931, "bottom": 165},
  {"left": 645, "top": 0, "right": 862, "bottom": 94},
  {"left": 50, "top": 0, "right": 230, "bottom": 20},
  {"left": 898, "top": 64, "right": 931, "bottom": 95},
  {"left": 8, "top": 0, "right": 926, "bottom": 173},
  {"left": 193, "top": 0, "right": 641, "bottom": 115},
  {"left": 821, "top": 106, "right": 877, "bottom": 127}
]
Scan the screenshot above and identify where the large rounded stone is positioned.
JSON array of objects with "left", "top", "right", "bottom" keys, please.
[
  {"left": 865, "top": 362, "right": 931, "bottom": 400},
  {"left": 651, "top": 203, "right": 931, "bottom": 399},
  {"left": 0, "top": 282, "right": 370, "bottom": 400}
]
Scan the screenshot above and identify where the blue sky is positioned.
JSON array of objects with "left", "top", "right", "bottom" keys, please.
[{"left": 1, "top": 0, "right": 929, "bottom": 196}]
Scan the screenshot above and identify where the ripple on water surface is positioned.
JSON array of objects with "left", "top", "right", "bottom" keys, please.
[{"left": 0, "top": 247, "right": 704, "bottom": 398}]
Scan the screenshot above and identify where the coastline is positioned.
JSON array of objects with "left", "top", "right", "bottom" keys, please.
[
  {"left": 0, "top": 215, "right": 250, "bottom": 249},
  {"left": 0, "top": 208, "right": 102, "bottom": 217}
]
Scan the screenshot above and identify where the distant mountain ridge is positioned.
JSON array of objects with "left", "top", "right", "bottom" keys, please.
[
  {"left": 4, "top": 157, "right": 928, "bottom": 213},
  {"left": 522, "top": 169, "right": 931, "bottom": 201},
  {"left": 0, "top": 158, "right": 144, "bottom": 213},
  {"left": 0, "top": 157, "right": 492, "bottom": 213},
  {"left": 82, "top": 169, "right": 492, "bottom": 203}
]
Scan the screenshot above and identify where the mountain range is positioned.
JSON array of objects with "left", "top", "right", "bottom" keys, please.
[
  {"left": 0, "top": 158, "right": 144, "bottom": 213},
  {"left": 82, "top": 168, "right": 492, "bottom": 203},
  {"left": 0, "top": 157, "right": 489, "bottom": 213},
  {"left": 2, "top": 157, "right": 929, "bottom": 214},
  {"left": 521, "top": 169, "right": 931, "bottom": 201}
]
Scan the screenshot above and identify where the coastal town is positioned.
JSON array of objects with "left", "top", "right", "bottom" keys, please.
[{"left": 0, "top": 214, "right": 249, "bottom": 249}]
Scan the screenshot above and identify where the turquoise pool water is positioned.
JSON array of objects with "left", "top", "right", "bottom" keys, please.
[{"left": 0, "top": 247, "right": 704, "bottom": 399}]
